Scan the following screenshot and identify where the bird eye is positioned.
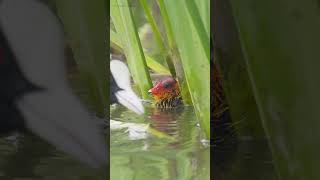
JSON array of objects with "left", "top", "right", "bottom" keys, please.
[{"left": 163, "top": 82, "right": 171, "bottom": 89}]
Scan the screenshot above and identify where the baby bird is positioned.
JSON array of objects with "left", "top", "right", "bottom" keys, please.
[{"left": 148, "top": 77, "right": 183, "bottom": 108}]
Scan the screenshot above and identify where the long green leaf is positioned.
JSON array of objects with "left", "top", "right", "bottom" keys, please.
[
  {"left": 196, "top": 0, "right": 210, "bottom": 35},
  {"left": 229, "top": 0, "right": 320, "bottom": 179},
  {"left": 111, "top": 0, "right": 152, "bottom": 99},
  {"left": 163, "top": 0, "right": 210, "bottom": 138},
  {"left": 138, "top": 0, "right": 176, "bottom": 76},
  {"left": 111, "top": 29, "right": 170, "bottom": 75},
  {"left": 184, "top": 0, "right": 210, "bottom": 62},
  {"left": 55, "top": 0, "right": 108, "bottom": 116},
  {"left": 157, "top": 0, "right": 192, "bottom": 104},
  {"left": 139, "top": 0, "right": 165, "bottom": 54},
  {"left": 213, "top": 0, "right": 265, "bottom": 138}
]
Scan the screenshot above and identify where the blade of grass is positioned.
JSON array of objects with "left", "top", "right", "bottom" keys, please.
[
  {"left": 145, "top": 56, "right": 170, "bottom": 75},
  {"left": 162, "top": 0, "right": 210, "bottom": 138},
  {"left": 55, "top": 0, "right": 108, "bottom": 116},
  {"left": 110, "top": 29, "right": 122, "bottom": 52},
  {"left": 138, "top": 0, "right": 176, "bottom": 76},
  {"left": 184, "top": 0, "right": 210, "bottom": 62},
  {"left": 195, "top": 0, "right": 210, "bottom": 36},
  {"left": 229, "top": 0, "right": 320, "bottom": 179},
  {"left": 157, "top": 0, "right": 192, "bottom": 104},
  {"left": 111, "top": 0, "right": 152, "bottom": 99},
  {"left": 213, "top": 0, "right": 265, "bottom": 138},
  {"left": 111, "top": 29, "right": 170, "bottom": 75}
]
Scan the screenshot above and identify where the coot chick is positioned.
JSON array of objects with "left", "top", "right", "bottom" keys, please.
[{"left": 148, "top": 77, "right": 183, "bottom": 109}]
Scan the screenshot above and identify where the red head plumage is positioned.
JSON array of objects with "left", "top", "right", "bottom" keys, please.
[{"left": 148, "top": 77, "right": 182, "bottom": 108}]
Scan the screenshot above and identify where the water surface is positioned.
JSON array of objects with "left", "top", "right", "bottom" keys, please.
[
  {"left": 110, "top": 105, "right": 210, "bottom": 180},
  {"left": 213, "top": 137, "right": 278, "bottom": 180},
  {"left": 0, "top": 134, "right": 106, "bottom": 179}
]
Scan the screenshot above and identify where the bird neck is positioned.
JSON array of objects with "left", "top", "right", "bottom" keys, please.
[{"left": 154, "top": 91, "right": 183, "bottom": 109}]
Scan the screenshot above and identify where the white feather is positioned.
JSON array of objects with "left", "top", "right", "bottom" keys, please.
[
  {"left": 0, "top": 0, "right": 107, "bottom": 168},
  {"left": 110, "top": 59, "right": 144, "bottom": 114},
  {"left": 0, "top": 0, "right": 67, "bottom": 89}
]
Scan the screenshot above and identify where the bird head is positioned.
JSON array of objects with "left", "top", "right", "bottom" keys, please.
[{"left": 148, "top": 77, "right": 182, "bottom": 108}]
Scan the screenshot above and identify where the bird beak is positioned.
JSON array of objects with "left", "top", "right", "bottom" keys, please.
[
  {"left": 148, "top": 89, "right": 152, "bottom": 94},
  {"left": 16, "top": 90, "right": 108, "bottom": 168},
  {"left": 115, "top": 89, "right": 144, "bottom": 115}
]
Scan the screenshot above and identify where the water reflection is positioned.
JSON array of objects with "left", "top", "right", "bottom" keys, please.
[
  {"left": 212, "top": 111, "right": 278, "bottom": 180},
  {"left": 212, "top": 111, "right": 238, "bottom": 180},
  {"left": 149, "top": 107, "right": 184, "bottom": 137},
  {"left": 0, "top": 134, "right": 106, "bottom": 179},
  {"left": 214, "top": 139, "right": 278, "bottom": 180},
  {"left": 110, "top": 105, "right": 210, "bottom": 180}
]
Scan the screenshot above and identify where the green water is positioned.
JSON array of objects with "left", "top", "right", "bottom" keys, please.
[
  {"left": 0, "top": 134, "right": 106, "bottom": 180},
  {"left": 213, "top": 138, "right": 278, "bottom": 180},
  {"left": 110, "top": 105, "right": 210, "bottom": 180},
  {"left": 0, "top": 105, "right": 278, "bottom": 180}
]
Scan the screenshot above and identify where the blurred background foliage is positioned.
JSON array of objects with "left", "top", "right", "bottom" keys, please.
[{"left": 214, "top": 0, "right": 320, "bottom": 179}]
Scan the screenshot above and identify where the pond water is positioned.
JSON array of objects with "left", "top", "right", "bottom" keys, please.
[
  {"left": 0, "top": 78, "right": 278, "bottom": 180},
  {"left": 0, "top": 134, "right": 106, "bottom": 180},
  {"left": 111, "top": 104, "right": 279, "bottom": 180},
  {"left": 0, "top": 106, "right": 278, "bottom": 180},
  {"left": 110, "top": 104, "right": 210, "bottom": 180},
  {"left": 213, "top": 137, "right": 279, "bottom": 180}
]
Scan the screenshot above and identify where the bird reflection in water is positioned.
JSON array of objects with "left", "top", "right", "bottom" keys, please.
[
  {"left": 148, "top": 77, "right": 184, "bottom": 137},
  {"left": 149, "top": 107, "right": 184, "bottom": 137}
]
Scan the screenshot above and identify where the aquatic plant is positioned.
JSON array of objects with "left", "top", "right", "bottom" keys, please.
[
  {"left": 53, "top": 0, "right": 209, "bottom": 138},
  {"left": 214, "top": 0, "right": 320, "bottom": 179},
  {"left": 54, "top": 0, "right": 108, "bottom": 117},
  {"left": 111, "top": 0, "right": 210, "bottom": 138}
]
